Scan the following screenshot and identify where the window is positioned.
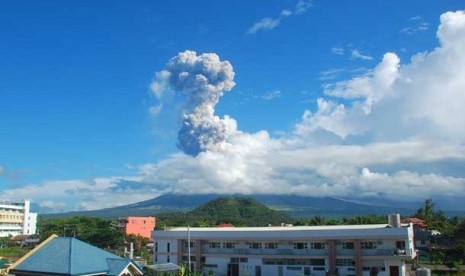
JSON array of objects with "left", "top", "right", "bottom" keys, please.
[
  {"left": 230, "top": 258, "right": 239, "bottom": 263},
  {"left": 342, "top": 242, "right": 354, "bottom": 249},
  {"left": 209, "top": 242, "right": 220, "bottom": 248},
  {"left": 167, "top": 255, "right": 170, "bottom": 262},
  {"left": 204, "top": 264, "right": 218, "bottom": 268},
  {"left": 167, "top": 242, "right": 170, "bottom": 253},
  {"left": 223, "top": 242, "right": 236, "bottom": 249},
  {"left": 183, "top": 241, "right": 195, "bottom": 248},
  {"left": 248, "top": 242, "right": 262, "bottom": 249},
  {"left": 311, "top": 242, "right": 325, "bottom": 249},
  {"left": 155, "top": 242, "right": 158, "bottom": 252},
  {"left": 293, "top": 242, "right": 307, "bottom": 249},
  {"left": 310, "top": 259, "right": 325, "bottom": 266},
  {"left": 265, "top": 242, "right": 278, "bottom": 249},
  {"left": 183, "top": 256, "right": 196, "bottom": 262},
  {"left": 240, "top": 258, "right": 248, "bottom": 263},
  {"left": 362, "top": 241, "right": 376, "bottom": 249},
  {"left": 336, "top": 259, "right": 354, "bottom": 266}
]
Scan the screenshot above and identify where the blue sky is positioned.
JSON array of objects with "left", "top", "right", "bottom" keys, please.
[{"left": 1, "top": 0, "right": 465, "bottom": 212}]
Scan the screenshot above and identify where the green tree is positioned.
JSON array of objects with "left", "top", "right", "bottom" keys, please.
[
  {"left": 309, "top": 215, "right": 325, "bottom": 226},
  {"left": 38, "top": 216, "right": 124, "bottom": 248}
]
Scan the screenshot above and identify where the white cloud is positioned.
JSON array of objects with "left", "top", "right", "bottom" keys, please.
[
  {"left": 248, "top": 18, "right": 281, "bottom": 34},
  {"left": 294, "top": 0, "right": 313, "bottom": 14},
  {"left": 351, "top": 49, "right": 373, "bottom": 60},
  {"left": 299, "top": 11, "right": 465, "bottom": 143},
  {"left": 331, "top": 47, "right": 345, "bottom": 55},
  {"left": 149, "top": 104, "right": 163, "bottom": 115},
  {"left": 318, "top": 69, "right": 343, "bottom": 80},
  {"left": 281, "top": 9, "right": 292, "bottom": 17},
  {"left": 261, "top": 90, "right": 281, "bottom": 100},
  {"left": 247, "top": 0, "right": 313, "bottom": 34},
  {"left": 400, "top": 15, "right": 430, "bottom": 35}
]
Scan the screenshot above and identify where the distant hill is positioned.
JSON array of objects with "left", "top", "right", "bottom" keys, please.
[
  {"left": 41, "top": 193, "right": 455, "bottom": 219},
  {"left": 155, "top": 197, "right": 294, "bottom": 227}
]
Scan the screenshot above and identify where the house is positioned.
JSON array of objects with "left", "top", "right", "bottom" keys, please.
[
  {"left": 401, "top": 218, "right": 427, "bottom": 230},
  {"left": 152, "top": 220, "right": 416, "bottom": 276},
  {"left": 117, "top": 216, "right": 156, "bottom": 239},
  {"left": 401, "top": 217, "right": 432, "bottom": 250},
  {"left": 0, "top": 200, "right": 37, "bottom": 237},
  {"left": 8, "top": 235, "right": 143, "bottom": 276}
]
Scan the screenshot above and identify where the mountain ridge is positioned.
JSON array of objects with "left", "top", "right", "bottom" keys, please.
[{"left": 39, "top": 193, "right": 465, "bottom": 219}]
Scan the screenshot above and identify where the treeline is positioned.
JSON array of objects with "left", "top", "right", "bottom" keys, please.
[{"left": 36, "top": 198, "right": 465, "bottom": 259}]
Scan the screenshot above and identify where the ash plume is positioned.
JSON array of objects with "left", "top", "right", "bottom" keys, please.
[{"left": 151, "top": 50, "right": 236, "bottom": 156}]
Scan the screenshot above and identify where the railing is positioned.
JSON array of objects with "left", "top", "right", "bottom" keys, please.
[
  {"left": 362, "top": 248, "right": 410, "bottom": 256},
  {"left": 200, "top": 247, "right": 328, "bottom": 256},
  {"left": 336, "top": 249, "right": 354, "bottom": 256}
]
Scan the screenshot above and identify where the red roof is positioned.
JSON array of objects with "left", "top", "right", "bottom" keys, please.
[
  {"left": 217, "top": 223, "right": 234, "bottom": 228},
  {"left": 401, "top": 217, "right": 427, "bottom": 227}
]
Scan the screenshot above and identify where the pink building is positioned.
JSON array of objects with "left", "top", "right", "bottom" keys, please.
[{"left": 117, "top": 216, "right": 156, "bottom": 239}]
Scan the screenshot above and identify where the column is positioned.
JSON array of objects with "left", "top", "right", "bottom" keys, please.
[
  {"left": 177, "top": 239, "right": 183, "bottom": 265},
  {"left": 195, "top": 239, "right": 202, "bottom": 272},
  {"left": 354, "top": 240, "right": 362, "bottom": 276},
  {"left": 327, "top": 240, "right": 337, "bottom": 276}
]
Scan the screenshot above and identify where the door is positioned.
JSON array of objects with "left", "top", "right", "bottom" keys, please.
[
  {"left": 389, "top": 266, "right": 399, "bottom": 276},
  {"left": 227, "top": 263, "right": 239, "bottom": 276}
]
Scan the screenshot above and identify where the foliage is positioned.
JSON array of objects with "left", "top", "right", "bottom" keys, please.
[
  {"left": 294, "top": 214, "right": 386, "bottom": 226},
  {"left": 38, "top": 216, "right": 124, "bottom": 248},
  {"left": 413, "top": 199, "right": 465, "bottom": 265},
  {"left": 155, "top": 197, "right": 294, "bottom": 228},
  {"left": 415, "top": 199, "right": 451, "bottom": 233},
  {"left": 0, "top": 245, "right": 27, "bottom": 257}
]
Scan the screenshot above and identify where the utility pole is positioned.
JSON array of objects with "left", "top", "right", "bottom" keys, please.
[{"left": 187, "top": 225, "right": 191, "bottom": 272}]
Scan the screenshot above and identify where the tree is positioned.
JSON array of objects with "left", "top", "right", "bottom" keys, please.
[{"left": 309, "top": 215, "right": 325, "bottom": 226}]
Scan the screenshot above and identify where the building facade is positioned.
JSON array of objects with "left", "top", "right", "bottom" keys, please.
[
  {"left": 117, "top": 216, "right": 156, "bottom": 239},
  {"left": 0, "top": 200, "right": 37, "bottom": 237},
  {"left": 152, "top": 224, "right": 415, "bottom": 276}
]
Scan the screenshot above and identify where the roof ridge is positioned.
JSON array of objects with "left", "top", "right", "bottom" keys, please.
[{"left": 7, "top": 234, "right": 58, "bottom": 273}]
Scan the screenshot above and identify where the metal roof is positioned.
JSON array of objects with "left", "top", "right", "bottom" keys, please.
[{"left": 10, "top": 237, "right": 141, "bottom": 275}]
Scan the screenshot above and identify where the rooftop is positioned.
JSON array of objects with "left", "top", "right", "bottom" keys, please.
[{"left": 165, "top": 224, "right": 402, "bottom": 232}]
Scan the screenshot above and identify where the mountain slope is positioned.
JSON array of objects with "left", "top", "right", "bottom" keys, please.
[
  {"left": 42, "top": 193, "right": 438, "bottom": 219},
  {"left": 155, "top": 197, "right": 294, "bottom": 227}
]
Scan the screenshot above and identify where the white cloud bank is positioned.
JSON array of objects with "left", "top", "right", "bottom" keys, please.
[{"left": 2, "top": 11, "right": 465, "bottom": 212}]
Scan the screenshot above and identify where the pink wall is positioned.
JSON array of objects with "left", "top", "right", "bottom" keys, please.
[{"left": 124, "top": 216, "right": 156, "bottom": 239}]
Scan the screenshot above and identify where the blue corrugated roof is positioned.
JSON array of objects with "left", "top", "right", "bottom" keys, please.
[
  {"left": 12, "top": 237, "right": 130, "bottom": 275},
  {"left": 106, "top": 258, "right": 131, "bottom": 276}
]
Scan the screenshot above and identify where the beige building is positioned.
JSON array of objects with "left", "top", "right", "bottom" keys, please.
[{"left": 0, "top": 200, "right": 37, "bottom": 237}]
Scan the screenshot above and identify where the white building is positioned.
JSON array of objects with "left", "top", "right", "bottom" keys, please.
[
  {"left": 152, "top": 223, "right": 415, "bottom": 276},
  {"left": 0, "top": 200, "right": 37, "bottom": 237}
]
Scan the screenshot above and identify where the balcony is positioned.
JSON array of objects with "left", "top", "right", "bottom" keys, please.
[
  {"left": 336, "top": 249, "right": 354, "bottom": 256},
  {"left": 199, "top": 247, "right": 328, "bottom": 256},
  {"left": 362, "top": 248, "right": 410, "bottom": 256}
]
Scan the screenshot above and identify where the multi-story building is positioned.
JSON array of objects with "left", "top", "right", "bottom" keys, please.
[
  {"left": 152, "top": 222, "right": 415, "bottom": 276},
  {"left": 117, "top": 216, "right": 156, "bottom": 239},
  {"left": 0, "top": 200, "right": 37, "bottom": 237}
]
